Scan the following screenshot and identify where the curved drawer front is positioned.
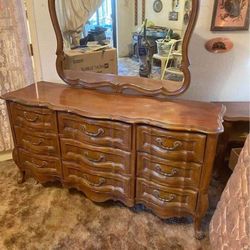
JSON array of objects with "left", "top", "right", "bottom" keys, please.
[
  {"left": 58, "top": 113, "right": 132, "bottom": 151},
  {"left": 136, "top": 178, "right": 197, "bottom": 214},
  {"left": 60, "top": 138, "right": 133, "bottom": 175},
  {"left": 15, "top": 127, "right": 60, "bottom": 157},
  {"left": 137, "top": 153, "right": 201, "bottom": 188},
  {"left": 137, "top": 126, "right": 206, "bottom": 163},
  {"left": 10, "top": 103, "right": 57, "bottom": 132},
  {"left": 63, "top": 161, "right": 134, "bottom": 200},
  {"left": 18, "top": 149, "right": 61, "bottom": 176}
]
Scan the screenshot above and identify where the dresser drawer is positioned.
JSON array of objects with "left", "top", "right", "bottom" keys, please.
[
  {"left": 60, "top": 138, "right": 133, "bottom": 176},
  {"left": 136, "top": 178, "right": 197, "bottom": 214},
  {"left": 10, "top": 102, "right": 57, "bottom": 132},
  {"left": 58, "top": 113, "right": 132, "bottom": 151},
  {"left": 63, "top": 161, "right": 134, "bottom": 201},
  {"left": 137, "top": 153, "right": 201, "bottom": 188},
  {"left": 15, "top": 127, "right": 60, "bottom": 157},
  {"left": 18, "top": 149, "right": 61, "bottom": 176},
  {"left": 137, "top": 126, "right": 206, "bottom": 163}
]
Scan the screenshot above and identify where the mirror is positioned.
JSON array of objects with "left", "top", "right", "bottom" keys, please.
[{"left": 49, "top": 0, "right": 199, "bottom": 97}]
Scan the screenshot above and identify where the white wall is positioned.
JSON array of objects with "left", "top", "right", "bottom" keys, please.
[
  {"left": 31, "top": 0, "right": 62, "bottom": 83},
  {"left": 180, "top": 0, "right": 250, "bottom": 101},
  {"left": 30, "top": 0, "right": 250, "bottom": 101},
  {"left": 116, "top": 0, "right": 134, "bottom": 57},
  {"left": 145, "top": 0, "right": 186, "bottom": 33}
]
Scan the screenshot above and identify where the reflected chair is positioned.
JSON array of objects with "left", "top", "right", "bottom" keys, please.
[{"left": 160, "top": 39, "right": 183, "bottom": 80}]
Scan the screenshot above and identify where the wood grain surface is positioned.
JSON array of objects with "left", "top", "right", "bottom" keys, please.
[{"left": 2, "top": 82, "right": 225, "bottom": 134}]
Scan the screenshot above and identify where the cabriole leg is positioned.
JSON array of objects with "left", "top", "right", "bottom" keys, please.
[
  {"left": 194, "top": 216, "right": 205, "bottom": 240},
  {"left": 17, "top": 170, "right": 26, "bottom": 184}
]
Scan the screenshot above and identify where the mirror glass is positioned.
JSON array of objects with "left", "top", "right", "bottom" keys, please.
[{"left": 55, "top": 0, "right": 193, "bottom": 93}]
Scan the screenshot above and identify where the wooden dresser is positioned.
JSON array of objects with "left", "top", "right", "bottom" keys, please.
[
  {"left": 213, "top": 102, "right": 249, "bottom": 177},
  {"left": 2, "top": 82, "right": 224, "bottom": 239}
]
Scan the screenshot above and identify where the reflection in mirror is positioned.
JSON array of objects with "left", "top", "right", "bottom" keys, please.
[{"left": 55, "top": 0, "right": 193, "bottom": 93}]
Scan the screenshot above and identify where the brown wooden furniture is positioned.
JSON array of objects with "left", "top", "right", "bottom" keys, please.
[
  {"left": 1, "top": 0, "right": 226, "bottom": 241},
  {"left": 213, "top": 102, "right": 250, "bottom": 177},
  {"left": 1, "top": 82, "right": 224, "bottom": 239}
]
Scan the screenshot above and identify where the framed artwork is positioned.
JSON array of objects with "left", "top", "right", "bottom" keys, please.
[{"left": 211, "top": 0, "right": 250, "bottom": 31}]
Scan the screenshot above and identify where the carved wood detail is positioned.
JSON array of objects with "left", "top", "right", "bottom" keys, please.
[{"left": 1, "top": 85, "right": 225, "bottom": 239}]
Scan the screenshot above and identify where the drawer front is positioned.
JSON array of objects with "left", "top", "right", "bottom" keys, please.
[
  {"left": 60, "top": 138, "right": 133, "bottom": 176},
  {"left": 63, "top": 161, "right": 134, "bottom": 200},
  {"left": 10, "top": 103, "right": 57, "bottom": 132},
  {"left": 15, "top": 127, "right": 60, "bottom": 157},
  {"left": 137, "top": 153, "right": 201, "bottom": 188},
  {"left": 18, "top": 148, "right": 61, "bottom": 176},
  {"left": 137, "top": 126, "right": 206, "bottom": 163},
  {"left": 136, "top": 178, "right": 197, "bottom": 214},
  {"left": 58, "top": 113, "right": 132, "bottom": 151}
]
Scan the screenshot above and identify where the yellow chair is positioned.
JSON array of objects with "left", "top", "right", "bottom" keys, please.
[{"left": 160, "top": 39, "right": 183, "bottom": 80}]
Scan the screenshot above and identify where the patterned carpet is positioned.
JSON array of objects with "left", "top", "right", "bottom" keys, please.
[{"left": 0, "top": 160, "right": 225, "bottom": 250}]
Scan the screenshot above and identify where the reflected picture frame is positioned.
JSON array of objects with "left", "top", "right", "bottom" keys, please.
[{"left": 211, "top": 0, "right": 250, "bottom": 31}]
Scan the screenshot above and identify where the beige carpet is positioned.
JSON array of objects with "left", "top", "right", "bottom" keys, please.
[{"left": 0, "top": 160, "right": 225, "bottom": 250}]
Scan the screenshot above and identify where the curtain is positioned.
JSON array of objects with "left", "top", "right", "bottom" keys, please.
[
  {"left": 56, "top": 0, "right": 103, "bottom": 33},
  {"left": 0, "top": 0, "right": 34, "bottom": 152}
]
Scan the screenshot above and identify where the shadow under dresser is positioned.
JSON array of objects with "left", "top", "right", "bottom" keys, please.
[{"left": 1, "top": 82, "right": 225, "bottom": 239}]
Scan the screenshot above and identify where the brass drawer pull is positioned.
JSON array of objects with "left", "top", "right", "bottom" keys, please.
[
  {"left": 80, "top": 124, "right": 104, "bottom": 137},
  {"left": 23, "top": 112, "right": 39, "bottom": 122},
  {"left": 153, "top": 190, "right": 176, "bottom": 203},
  {"left": 155, "top": 164, "right": 178, "bottom": 177},
  {"left": 84, "top": 152, "right": 105, "bottom": 163},
  {"left": 25, "top": 160, "right": 48, "bottom": 169},
  {"left": 82, "top": 175, "right": 105, "bottom": 187},
  {"left": 155, "top": 138, "right": 182, "bottom": 151},
  {"left": 22, "top": 138, "right": 44, "bottom": 146}
]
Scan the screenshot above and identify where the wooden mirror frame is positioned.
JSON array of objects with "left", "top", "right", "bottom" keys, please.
[{"left": 48, "top": 0, "right": 199, "bottom": 97}]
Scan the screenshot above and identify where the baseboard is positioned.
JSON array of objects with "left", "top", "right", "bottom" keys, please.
[{"left": 0, "top": 151, "right": 12, "bottom": 162}]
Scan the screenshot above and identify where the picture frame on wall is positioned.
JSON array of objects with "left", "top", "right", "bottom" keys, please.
[{"left": 211, "top": 0, "right": 250, "bottom": 31}]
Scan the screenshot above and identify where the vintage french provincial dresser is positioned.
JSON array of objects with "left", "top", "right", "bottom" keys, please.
[
  {"left": 1, "top": 0, "right": 225, "bottom": 240},
  {"left": 1, "top": 82, "right": 224, "bottom": 239}
]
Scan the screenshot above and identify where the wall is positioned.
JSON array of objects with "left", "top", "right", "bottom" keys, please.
[
  {"left": 116, "top": 0, "right": 134, "bottom": 57},
  {"left": 180, "top": 0, "right": 250, "bottom": 101},
  {"left": 31, "top": 0, "right": 63, "bottom": 83},
  {"left": 30, "top": 0, "right": 250, "bottom": 101},
  {"left": 144, "top": 0, "right": 186, "bottom": 33}
]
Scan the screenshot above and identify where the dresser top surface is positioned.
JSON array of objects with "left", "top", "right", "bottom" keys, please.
[{"left": 2, "top": 82, "right": 225, "bottom": 134}]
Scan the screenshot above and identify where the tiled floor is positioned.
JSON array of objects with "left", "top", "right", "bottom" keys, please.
[
  {"left": 118, "top": 57, "right": 183, "bottom": 81},
  {"left": 118, "top": 57, "right": 183, "bottom": 92}
]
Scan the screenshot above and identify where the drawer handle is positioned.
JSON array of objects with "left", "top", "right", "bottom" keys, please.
[
  {"left": 82, "top": 175, "right": 106, "bottom": 187},
  {"left": 84, "top": 152, "right": 106, "bottom": 163},
  {"left": 22, "top": 138, "right": 44, "bottom": 146},
  {"left": 155, "top": 138, "right": 182, "bottom": 151},
  {"left": 80, "top": 125, "right": 104, "bottom": 137},
  {"left": 155, "top": 165, "right": 178, "bottom": 177},
  {"left": 153, "top": 190, "right": 176, "bottom": 203},
  {"left": 25, "top": 160, "right": 48, "bottom": 169},
  {"left": 23, "top": 112, "right": 39, "bottom": 122}
]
